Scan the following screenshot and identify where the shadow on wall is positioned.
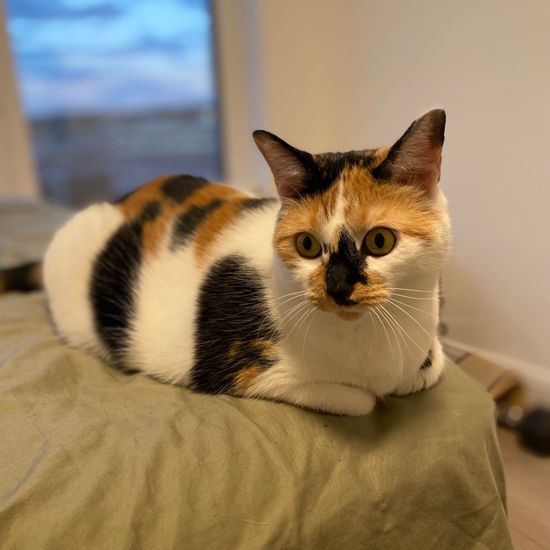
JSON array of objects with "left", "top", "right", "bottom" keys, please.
[
  {"left": 441, "top": 256, "right": 550, "bottom": 404},
  {"left": 442, "top": 256, "right": 531, "bottom": 356}
]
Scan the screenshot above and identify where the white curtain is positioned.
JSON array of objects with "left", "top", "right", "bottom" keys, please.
[{"left": 0, "top": 3, "right": 39, "bottom": 198}]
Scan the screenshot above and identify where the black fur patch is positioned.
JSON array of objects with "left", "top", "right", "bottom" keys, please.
[
  {"left": 371, "top": 132, "right": 409, "bottom": 182},
  {"left": 306, "top": 152, "right": 373, "bottom": 195},
  {"left": 0, "top": 262, "right": 40, "bottom": 292},
  {"left": 420, "top": 351, "right": 432, "bottom": 369},
  {"left": 140, "top": 200, "right": 163, "bottom": 221},
  {"left": 255, "top": 131, "right": 378, "bottom": 198},
  {"left": 192, "top": 255, "right": 280, "bottom": 394},
  {"left": 286, "top": 150, "right": 377, "bottom": 198},
  {"left": 171, "top": 199, "right": 225, "bottom": 248},
  {"left": 90, "top": 201, "right": 161, "bottom": 366},
  {"left": 326, "top": 229, "right": 367, "bottom": 305},
  {"left": 162, "top": 175, "right": 209, "bottom": 203},
  {"left": 241, "top": 197, "right": 279, "bottom": 211}
]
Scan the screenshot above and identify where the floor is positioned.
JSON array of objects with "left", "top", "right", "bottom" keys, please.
[{"left": 498, "top": 428, "right": 550, "bottom": 549}]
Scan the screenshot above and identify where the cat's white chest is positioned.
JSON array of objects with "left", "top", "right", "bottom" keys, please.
[{"left": 277, "top": 303, "right": 436, "bottom": 396}]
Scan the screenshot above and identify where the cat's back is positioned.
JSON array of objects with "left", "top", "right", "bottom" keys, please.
[{"left": 44, "top": 175, "right": 279, "bottom": 377}]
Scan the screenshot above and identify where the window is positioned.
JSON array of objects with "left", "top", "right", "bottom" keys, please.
[{"left": 6, "top": 0, "right": 221, "bottom": 206}]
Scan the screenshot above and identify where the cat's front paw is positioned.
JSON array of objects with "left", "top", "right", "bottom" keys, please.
[
  {"left": 260, "top": 381, "right": 377, "bottom": 416},
  {"left": 296, "top": 382, "right": 377, "bottom": 415}
]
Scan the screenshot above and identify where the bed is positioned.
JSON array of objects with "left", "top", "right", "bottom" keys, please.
[{"left": 0, "top": 200, "right": 513, "bottom": 549}]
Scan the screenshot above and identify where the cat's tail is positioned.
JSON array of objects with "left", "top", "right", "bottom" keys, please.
[{"left": 0, "top": 262, "right": 43, "bottom": 293}]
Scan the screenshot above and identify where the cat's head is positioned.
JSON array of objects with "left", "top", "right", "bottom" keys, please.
[{"left": 254, "top": 109, "right": 450, "bottom": 319}]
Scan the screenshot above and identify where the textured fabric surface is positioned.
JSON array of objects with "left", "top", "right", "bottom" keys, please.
[
  {"left": 0, "top": 202, "right": 513, "bottom": 549},
  {"left": 0, "top": 199, "right": 71, "bottom": 267}
]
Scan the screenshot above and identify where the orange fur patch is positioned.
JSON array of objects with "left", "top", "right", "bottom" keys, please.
[
  {"left": 118, "top": 176, "right": 167, "bottom": 221},
  {"left": 307, "top": 264, "right": 327, "bottom": 305},
  {"left": 348, "top": 269, "right": 388, "bottom": 306},
  {"left": 117, "top": 176, "right": 247, "bottom": 258},
  {"left": 230, "top": 338, "right": 278, "bottom": 394},
  {"left": 341, "top": 165, "right": 438, "bottom": 239},
  {"left": 141, "top": 215, "right": 170, "bottom": 256},
  {"left": 184, "top": 183, "right": 243, "bottom": 208},
  {"left": 273, "top": 186, "right": 339, "bottom": 266},
  {"left": 371, "top": 145, "right": 392, "bottom": 167},
  {"left": 233, "top": 366, "right": 263, "bottom": 393},
  {"left": 229, "top": 339, "right": 277, "bottom": 362},
  {"left": 118, "top": 176, "right": 176, "bottom": 256},
  {"left": 194, "top": 199, "right": 246, "bottom": 261}
]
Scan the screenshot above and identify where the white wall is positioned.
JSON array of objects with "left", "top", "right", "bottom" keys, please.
[
  {"left": 216, "top": 0, "right": 550, "bottom": 387},
  {"left": 0, "top": 3, "right": 39, "bottom": 198}
]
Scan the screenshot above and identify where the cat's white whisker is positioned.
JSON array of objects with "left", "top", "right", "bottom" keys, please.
[
  {"left": 271, "top": 289, "right": 307, "bottom": 303},
  {"left": 388, "top": 298, "right": 437, "bottom": 317},
  {"left": 380, "top": 304, "right": 428, "bottom": 358},
  {"left": 262, "top": 299, "right": 307, "bottom": 342},
  {"left": 386, "top": 300, "right": 435, "bottom": 341},
  {"left": 272, "top": 294, "right": 308, "bottom": 313},
  {"left": 387, "top": 287, "right": 435, "bottom": 293},
  {"left": 280, "top": 299, "right": 309, "bottom": 324},
  {"left": 377, "top": 304, "right": 410, "bottom": 364},
  {"left": 389, "top": 292, "right": 438, "bottom": 302},
  {"left": 370, "top": 306, "right": 393, "bottom": 360},
  {"left": 279, "top": 298, "right": 307, "bottom": 317},
  {"left": 286, "top": 303, "right": 315, "bottom": 341},
  {"left": 376, "top": 305, "right": 403, "bottom": 364},
  {"left": 279, "top": 301, "right": 311, "bottom": 339},
  {"left": 291, "top": 304, "right": 315, "bottom": 337},
  {"left": 367, "top": 310, "right": 380, "bottom": 342},
  {"left": 259, "top": 291, "right": 307, "bottom": 337},
  {"left": 301, "top": 308, "right": 317, "bottom": 385}
]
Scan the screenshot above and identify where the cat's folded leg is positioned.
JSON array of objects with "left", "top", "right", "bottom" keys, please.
[
  {"left": 250, "top": 380, "right": 377, "bottom": 416},
  {"left": 392, "top": 340, "right": 445, "bottom": 396}
]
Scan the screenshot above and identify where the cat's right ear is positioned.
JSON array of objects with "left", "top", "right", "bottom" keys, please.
[{"left": 253, "top": 130, "right": 311, "bottom": 199}]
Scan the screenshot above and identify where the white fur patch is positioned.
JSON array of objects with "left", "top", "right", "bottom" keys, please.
[
  {"left": 321, "top": 179, "right": 346, "bottom": 245},
  {"left": 127, "top": 234, "right": 200, "bottom": 384},
  {"left": 44, "top": 203, "right": 124, "bottom": 357}
]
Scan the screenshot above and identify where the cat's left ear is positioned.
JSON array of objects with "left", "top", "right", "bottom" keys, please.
[
  {"left": 253, "top": 130, "right": 312, "bottom": 199},
  {"left": 373, "top": 109, "right": 446, "bottom": 197}
]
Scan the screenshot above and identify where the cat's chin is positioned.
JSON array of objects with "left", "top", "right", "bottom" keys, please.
[
  {"left": 313, "top": 301, "right": 369, "bottom": 321},
  {"left": 336, "top": 310, "right": 364, "bottom": 321}
]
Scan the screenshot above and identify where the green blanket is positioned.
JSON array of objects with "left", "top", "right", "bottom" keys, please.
[{"left": 0, "top": 202, "right": 512, "bottom": 549}]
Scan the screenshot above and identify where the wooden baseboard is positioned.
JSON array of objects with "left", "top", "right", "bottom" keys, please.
[{"left": 442, "top": 338, "right": 550, "bottom": 407}]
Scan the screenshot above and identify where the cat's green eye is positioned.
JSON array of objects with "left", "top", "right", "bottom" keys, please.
[
  {"left": 364, "top": 227, "right": 397, "bottom": 257},
  {"left": 296, "top": 233, "right": 322, "bottom": 259}
]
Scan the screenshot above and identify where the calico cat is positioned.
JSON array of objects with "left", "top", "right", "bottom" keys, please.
[{"left": 1, "top": 109, "right": 450, "bottom": 415}]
